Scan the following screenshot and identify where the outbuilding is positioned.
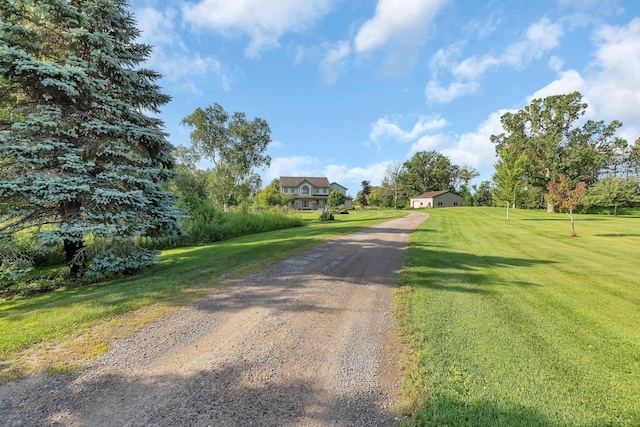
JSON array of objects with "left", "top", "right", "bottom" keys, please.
[{"left": 410, "top": 191, "right": 463, "bottom": 209}]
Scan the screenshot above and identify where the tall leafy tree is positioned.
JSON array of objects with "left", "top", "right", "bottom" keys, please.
[
  {"left": 181, "top": 103, "right": 271, "bottom": 210},
  {"left": 0, "top": 0, "right": 180, "bottom": 277},
  {"left": 399, "top": 150, "right": 457, "bottom": 197},
  {"left": 491, "top": 92, "right": 621, "bottom": 210}
]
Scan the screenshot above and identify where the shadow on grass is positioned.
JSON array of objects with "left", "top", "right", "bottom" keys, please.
[
  {"left": 405, "top": 242, "right": 556, "bottom": 293},
  {"left": 407, "top": 394, "right": 612, "bottom": 427}
]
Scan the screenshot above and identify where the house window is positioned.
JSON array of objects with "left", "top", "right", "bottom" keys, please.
[
  {"left": 301, "top": 185, "right": 309, "bottom": 194},
  {"left": 283, "top": 187, "right": 288, "bottom": 193},
  {"left": 438, "top": 202, "right": 443, "bottom": 207}
]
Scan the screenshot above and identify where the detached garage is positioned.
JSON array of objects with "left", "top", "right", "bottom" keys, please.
[{"left": 411, "top": 191, "right": 463, "bottom": 209}]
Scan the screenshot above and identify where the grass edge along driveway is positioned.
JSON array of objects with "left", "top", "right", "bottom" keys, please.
[
  {"left": 396, "top": 207, "right": 640, "bottom": 426},
  {"left": 0, "top": 210, "right": 405, "bottom": 382}
]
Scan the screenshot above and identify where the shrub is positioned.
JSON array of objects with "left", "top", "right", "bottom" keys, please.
[{"left": 319, "top": 209, "right": 335, "bottom": 221}]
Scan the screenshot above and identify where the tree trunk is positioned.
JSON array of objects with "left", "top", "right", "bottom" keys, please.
[
  {"left": 614, "top": 204, "right": 619, "bottom": 217},
  {"left": 506, "top": 204, "right": 510, "bottom": 221},
  {"left": 568, "top": 210, "right": 578, "bottom": 237},
  {"left": 64, "top": 239, "right": 85, "bottom": 278},
  {"left": 547, "top": 201, "right": 555, "bottom": 213}
]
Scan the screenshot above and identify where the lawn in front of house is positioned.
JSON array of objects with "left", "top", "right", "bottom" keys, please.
[{"left": 397, "top": 207, "right": 640, "bottom": 426}]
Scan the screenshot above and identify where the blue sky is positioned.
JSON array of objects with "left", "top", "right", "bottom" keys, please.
[{"left": 131, "top": 0, "right": 640, "bottom": 196}]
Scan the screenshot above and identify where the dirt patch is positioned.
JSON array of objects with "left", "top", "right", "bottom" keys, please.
[{"left": 0, "top": 212, "right": 428, "bottom": 426}]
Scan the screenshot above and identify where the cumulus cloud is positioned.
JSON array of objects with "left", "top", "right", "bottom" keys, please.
[
  {"left": 135, "top": 6, "right": 234, "bottom": 92},
  {"left": 525, "top": 18, "right": 640, "bottom": 140},
  {"left": 425, "top": 80, "right": 481, "bottom": 104},
  {"left": 265, "top": 156, "right": 321, "bottom": 182},
  {"left": 370, "top": 115, "right": 448, "bottom": 142},
  {"left": 354, "top": 0, "right": 448, "bottom": 53},
  {"left": 587, "top": 18, "right": 640, "bottom": 125},
  {"left": 182, "top": 0, "right": 334, "bottom": 57},
  {"left": 427, "top": 17, "right": 564, "bottom": 103},
  {"left": 324, "top": 162, "right": 390, "bottom": 188}
]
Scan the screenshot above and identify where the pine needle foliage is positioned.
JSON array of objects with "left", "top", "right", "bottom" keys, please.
[{"left": 0, "top": 0, "right": 180, "bottom": 279}]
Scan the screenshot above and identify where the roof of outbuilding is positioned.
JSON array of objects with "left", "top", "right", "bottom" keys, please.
[
  {"left": 412, "top": 190, "right": 455, "bottom": 199},
  {"left": 280, "top": 177, "right": 330, "bottom": 187}
]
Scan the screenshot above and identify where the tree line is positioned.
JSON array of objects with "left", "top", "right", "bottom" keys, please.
[{"left": 363, "top": 92, "right": 640, "bottom": 215}]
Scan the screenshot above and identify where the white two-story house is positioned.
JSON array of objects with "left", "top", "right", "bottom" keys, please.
[{"left": 280, "top": 176, "right": 353, "bottom": 210}]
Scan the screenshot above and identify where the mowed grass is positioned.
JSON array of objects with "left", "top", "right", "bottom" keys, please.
[
  {"left": 397, "top": 207, "right": 640, "bottom": 426},
  {"left": 0, "top": 209, "right": 404, "bottom": 381}
]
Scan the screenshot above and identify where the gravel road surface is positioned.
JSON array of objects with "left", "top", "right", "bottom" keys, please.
[{"left": 0, "top": 212, "right": 428, "bottom": 426}]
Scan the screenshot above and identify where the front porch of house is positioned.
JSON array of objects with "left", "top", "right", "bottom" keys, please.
[{"left": 291, "top": 197, "right": 327, "bottom": 210}]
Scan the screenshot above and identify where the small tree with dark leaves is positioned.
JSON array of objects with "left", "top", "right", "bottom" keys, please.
[{"left": 545, "top": 174, "right": 587, "bottom": 237}]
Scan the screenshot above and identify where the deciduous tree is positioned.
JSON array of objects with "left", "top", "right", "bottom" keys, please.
[
  {"left": 327, "top": 190, "right": 345, "bottom": 208},
  {"left": 583, "top": 175, "right": 639, "bottom": 217},
  {"left": 492, "top": 146, "right": 527, "bottom": 220},
  {"left": 0, "top": 0, "right": 180, "bottom": 277},
  {"left": 181, "top": 103, "right": 271, "bottom": 210},
  {"left": 545, "top": 174, "right": 587, "bottom": 237},
  {"left": 356, "top": 180, "right": 371, "bottom": 207}
]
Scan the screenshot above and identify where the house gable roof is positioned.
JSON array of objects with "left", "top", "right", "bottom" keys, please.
[
  {"left": 412, "top": 190, "right": 457, "bottom": 199},
  {"left": 280, "top": 176, "right": 330, "bottom": 188}
]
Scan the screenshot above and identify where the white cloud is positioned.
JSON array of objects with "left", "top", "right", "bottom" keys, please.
[
  {"left": 265, "top": 156, "right": 321, "bottom": 181},
  {"left": 324, "top": 162, "right": 390, "bottom": 188},
  {"left": 427, "top": 17, "right": 564, "bottom": 103},
  {"left": 408, "top": 134, "right": 450, "bottom": 155},
  {"left": 319, "top": 41, "right": 351, "bottom": 85},
  {"left": 354, "top": 0, "right": 448, "bottom": 53},
  {"left": 370, "top": 115, "right": 448, "bottom": 142},
  {"left": 426, "top": 80, "right": 480, "bottom": 103},
  {"left": 587, "top": 18, "right": 640, "bottom": 125},
  {"left": 408, "top": 110, "right": 509, "bottom": 180},
  {"left": 182, "top": 0, "right": 334, "bottom": 57},
  {"left": 135, "top": 6, "right": 234, "bottom": 92},
  {"left": 525, "top": 18, "right": 640, "bottom": 139},
  {"left": 441, "top": 110, "right": 507, "bottom": 172}
]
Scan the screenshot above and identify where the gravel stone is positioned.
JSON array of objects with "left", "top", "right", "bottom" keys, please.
[{"left": 0, "top": 213, "right": 428, "bottom": 426}]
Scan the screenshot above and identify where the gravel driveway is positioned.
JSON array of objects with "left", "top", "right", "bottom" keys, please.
[{"left": 0, "top": 212, "right": 428, "bottom": 426}]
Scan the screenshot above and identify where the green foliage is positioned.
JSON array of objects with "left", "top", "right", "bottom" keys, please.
[
  {"left": 583, "top": 175, "right": 640, "bottom": 216},
  {"left": 491, "top": 91, "right": 624, "bottom": 208},
  {"left": 399, "top": 208, "right": 640, "bottom": 426},
  {"left": 318, "top": 209, "right": 334, "bottom": 221},
  {"left": 0, "top": 0, "right": 181, "bottom": 279},
  {"left": 400, "top": 150, "right": 458, "bottom": 197},
  {"left": 492, "top": 146, "right": 527, "bottom": 219},
  {"left": 180, "top": 103, "right": 271, "bottom": 208},
  {"left": 327, "top": 189, "right": 345, "bottom": 207},
  {"left": 145, "top": 200, "right": 303, "bottom": 249},
  {"left": 257, "top": 179, "right": 292, "bottom": 207}
]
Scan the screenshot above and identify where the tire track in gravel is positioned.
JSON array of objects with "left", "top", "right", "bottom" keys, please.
[{"left": 0, "top": 212, "right": 428, "bottom": 426}]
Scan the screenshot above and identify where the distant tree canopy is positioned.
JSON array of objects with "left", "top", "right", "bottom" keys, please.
[
  {"left": 0, "top": 0, "right": 181, "bottom": 278},
  {"left": 491, "top": 92, "right": 626, "bottom": 210},
  {"left": 181, "top": 103, "right": 271, "bottom": 210}
]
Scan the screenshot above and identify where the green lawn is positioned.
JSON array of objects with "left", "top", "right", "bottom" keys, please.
[
  {"left": 0, "top": 209, "right": 404, "bottom": 381},
  {"left": 397, "top": 207, "right": 640, "bottom": 426}
]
